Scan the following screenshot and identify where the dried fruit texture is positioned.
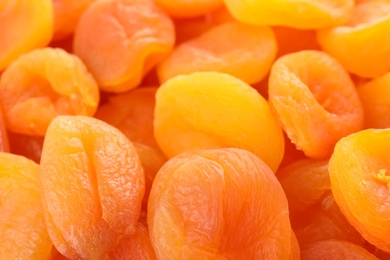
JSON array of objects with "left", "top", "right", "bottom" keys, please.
[
  {"left": 0, "top": 153, "right": 52, "bottom": 259},
  {"left": 74, "top": 0, "right": 175, "bottom": 92},
  {"left": 133, "top": 142, "right": 167, "bottom": 210},
  {"left": 357, "top": 72, "right": 390, "bottom": 128},
  {"left": 293, "top": 193, "right": 365, "bottom": 247},
  {"left": 108, "top": 223, "right": 157, "bottom": 260},
  {"left": 40, "top": 116, "right": 145, "bottom": 259},
  {"left": 272, "top": 27, "right": 321, "bottom": 57},
  {"left": 0, "top": 0, "right": 53, "bottom": 71},
  {"left": 317, "top": 1, "right": 390, "bottom": 78},
  {"left": 148, "top": 148, "right": 295, "bottom": 259},
  {"left": 268, "top": 50, "right": 364, "bottom": 159},
  {"left": 158, "top": 22, "right": 277, "bottom": 85},
  {"left": 0, "top": 108, "right": 9, "bottom": 152},
  {"left": 0, "top": 48, "right": 99, "bottom": 136},
  {"left": 52, "top": 0, "right": 95, "bottom": 41},
  {"left": 301, "top": 240, "right": 378, "bottom": 260},
  {"left": 223, "top": 0, "right": 353, "bottom": 29},
  {"left": 95, "top": 87, "right": 160, "bottom": 151},
  {"left": 277, "top": 159, "right": 330, "bottom": 216},
  {"left": 154, "top": 72, "right": 284, "bottom": 172},
  {"left": 8, "top": 132, "right": 44, "bottom": 163},
  {"left": 329, "top": 129, "right": 390, "bottom": 253},
  {"left": 154, "top": 0, "right": 223, "bottom": 18}
]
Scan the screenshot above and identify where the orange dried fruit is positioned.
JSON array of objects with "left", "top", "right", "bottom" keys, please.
[
  {"left": 0, "top": 108, "right": 9, "bottom": 152},
  {"left": 74, "top": 0, "right": 175, "bottom": 92},
  {"left": 154, "top": 0, "right": 223, "bottom": 18},
  {"left": 158, "top": 22, "right": 277, "bottom": 85},
  {"left": 0, "top": 153, "right": 52, "bottom": 259},
  {"left": 317, "top": 1, "right": 390, "bottom": 78},
  {"left": 154, "top": 72, "right": 284, "bottom": 171},
  {"left": 40, "top": 116, "right": 145, "bottom": 259},
  {"left": 0, "top": 0, "right": 53, "bottom": 71},
  {"left": 0, "top": 47, "right": 99, "bottom": 136},
  {"left": 148, "top": 148, "right": 295, "bottom": 258},
  {"left": 268, "top": 50, "right": 364, "bottom": 159},
  {"left": 329, "top": 128, "right": 390, "bottom": 253}
]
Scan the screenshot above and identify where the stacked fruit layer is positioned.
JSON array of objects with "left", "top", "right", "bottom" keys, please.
[{"left": 1, "top": 0, "right": 390, "bottom": 259}]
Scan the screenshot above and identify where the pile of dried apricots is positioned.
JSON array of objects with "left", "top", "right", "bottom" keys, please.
[{"left": 1, "top": 0, "right": 390, "bottom": 259}]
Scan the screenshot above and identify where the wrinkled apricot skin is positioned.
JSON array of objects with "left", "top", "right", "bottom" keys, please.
[
  {"left": 0, "top": 0, "right": 53, "bottom": 71},
  {"left": 0, "top": 153, "right": 52, "bottom": 259},
  {"left": 223, "top": 0, "right": 353, "bottom": 29},
  {"left": 0, "top": 48, "right": 99, "bottom": 136},
  {"left": 317, "top": 1, "right": 390, "bottom": 78},
  {"left": 301, "top": 240, "right": 378, "bottom": 259},
  {"left": 154, "top": 72, "right": 284, "bottom": 171},
  {"left": 74, "top": 0, "right": 175, "bottom": 92},
  {"left": 357, "top": 72, "right": 390, "bottom": 128},
  {"left": 158, "top": 22, "right": 277, "bottom": 85},
  {"left": 268, "top": 50, "right": 364, "bottom": 159},
  {"left": 329, "top": 129, "right": 390, "bottom": 253},
  {"left": 40, "top": 116, "right": 145, "bottom": 259},
  {"left": 148, "top": 148, "right": 294, "bottom": 259}
]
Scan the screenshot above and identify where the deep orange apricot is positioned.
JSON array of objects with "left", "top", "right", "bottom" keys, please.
[
  {"left": 0, "top": 48, "right": 99, "bottom": 136},
  {"left": 74, "top": 0, "right": 175, "bottom": 92},
  {"left": 301, "top": 240, "right": 377, "bottom": 259},
  {"left": 95, "top": 87, "right": 160, "bottom": 151},
  {"left": 52, "top": 0, "right": 95, "bottom": 41},
  {"left": 40, "top": 116, "right": 145, "bottom": 259},
  {"left": 0, "top": 0, "right": 53, "bottom": 71},
  {"left": 154, "top": 0, "right": 223, "bottom": 18},
  {"left": 268, "top": 50, "right": 364, "bottom": 159},
  {"left": 154, "top": 72, "right": 284, "bottom": 171},
  {"left": 0, "top": 153, "right": 52, "bottom": 259},
  {"left": 329, "top": 129, "right": 390, "bottom": 253},
  {"left": 158, "top": 22, "right": 277, "bottom": 85},
  {"left": 357, "top": 72, "right": 390, "bottom": 128},
  {"left": 317, "top": 1, "right": 390, "bottom": 78},
  {"left": 148, "top": 148, "right": 294, "bottom": 258}
]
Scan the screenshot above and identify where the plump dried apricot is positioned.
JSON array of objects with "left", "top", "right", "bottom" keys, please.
[
  {"left": 223, "top": 0, "right": 353, "bottom": 29},
  {"left": 277, "top": 159, "right": 330, "bottom": 216},
  {"left": 0, "top": 0, "right": 53, "bottom": 71},
  {"left": 52, "top": 0, "right": 95, "bottom": 41},
  {"left": 74, "top": 0, "right": 175, "bottom": 92},
  {"left": 0, "top": 48, "right": 99, "bottom": 136},
  {"left": 148, "top": 148, "right": 295, "bottom": 258},
  {"left": 329, "top": 129, "right": 390, "bottom": 253},
  {"left": 40, "top": 116, "right": 145, "bottom": 259},
  {"left": 0, "top": 153, "right": 52, "bottom": 259},
  {"left": 301, "top": 240, "right": 377, "bottom": 259},
  {"left": 268, "top": 50, "right": 364, "bottom": 159},
  {"left": 95, "top": 87, "right": 160, "bottom": 151},
  {"left": 158, "top": 22, "right": 277, "bottom": 85},
  {"left": 154, "top": 72, "right": 284, "bottom": 171},
  {"left": 317, "top": 1, "right": 390, "bottom": 78},
  {"left": 357, "top": 72, "right": 390, "bottom": 128},
  {"left": 0, "top": 108, "right": 9, "bottom": 152},
  {"left": 154, "top": 0, "right": 223, "bottom": 18}
]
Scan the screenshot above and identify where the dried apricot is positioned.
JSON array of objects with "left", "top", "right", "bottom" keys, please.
[
  {"left": 0, "top": 153, "right": 52, "bottom": 259},
  {"left": 154, "top": 0, "right": 223, "bottom": 18},
  {"left": 268, "top": 50, "right": 364, "bottom": 159},
  {"left": 40, "top": 116, "right": 145, "bottom": 259},
  {"left": 148, "top": 148, "right": 295, "bottom": 258},
  {"left": 329, "top": 129, "right": 390, "bottom": 253},
  {"left": 0, "top": 48, "right": 99, "bottom": 136},
  {"left": 158, "top": 22, "right": 277, "bottom": 85},
  {"left": 154, "top": 72, "right": 284, "bottom": 171},
  {"left": 74, "top": 0, "right": 175, "bottom": 92}
]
